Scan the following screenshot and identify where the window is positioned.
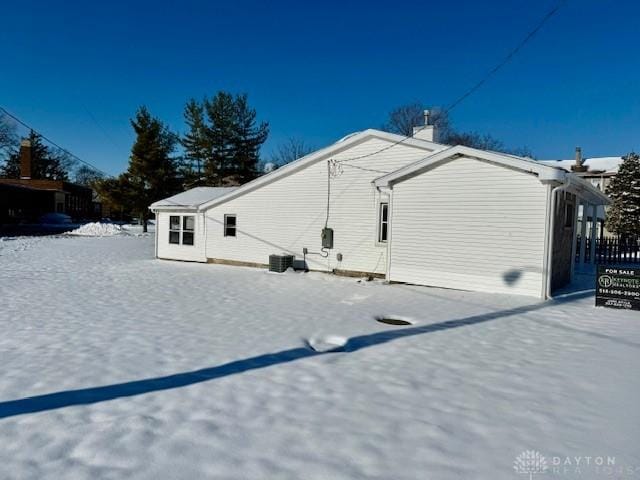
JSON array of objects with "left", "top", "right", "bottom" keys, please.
[
  {"left": 182, "top": 216, "right": 195, "bottom": 245},
  {"left": 564, "top": 202, "right": 575, "bottom": 228},
  {"left": 169, "top": 216, "right": 180, "bottom": 244},
  {"left": 224, "top": 214, "right": 237, "bottom": 237},
  {"left": 169, "top": 215, "right": 195, "bottom": 245},
  {"left": 378, "top": 203, "right": 389, "bottom": 243}
]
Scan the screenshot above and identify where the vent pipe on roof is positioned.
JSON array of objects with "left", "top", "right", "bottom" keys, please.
[
  {"left": 571, "top": 146, "right": 587, "bottom": 172},
  {"left": 19, "top": 139, "right": 32, "bottom": 179},
  {"left": 412, "top": 109, "right": 440, "bottom": 143}
]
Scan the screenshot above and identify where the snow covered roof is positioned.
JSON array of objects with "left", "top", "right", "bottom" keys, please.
[
  {"left": 538, "top": 157, "right": 623, "bottom": 174},
  {"left": 150, "top": 187, "right": 238, "bottom": 210}
]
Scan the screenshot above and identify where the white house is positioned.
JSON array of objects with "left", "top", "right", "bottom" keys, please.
[{"left": 150, "top": 125, "right": 609, "bottom": 299}]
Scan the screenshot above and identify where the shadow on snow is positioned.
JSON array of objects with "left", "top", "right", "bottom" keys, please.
[{"left": 2, "top": 289, "right": 630, "bottom": 420}]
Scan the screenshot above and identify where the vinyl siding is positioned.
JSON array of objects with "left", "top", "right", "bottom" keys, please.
[
  {"left": 389, "top": 157, "right": 548, "bottom": 297},
  {"left": 204, "top": 138, "right": 437, "bottom": 273},
  {"left": 156, "top": 211, "right": 207, "bottom": 262}
]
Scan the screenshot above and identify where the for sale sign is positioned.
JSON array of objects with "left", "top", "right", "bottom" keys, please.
[{"left": 596, "top": 266, "right": 640, "bottom": 310}]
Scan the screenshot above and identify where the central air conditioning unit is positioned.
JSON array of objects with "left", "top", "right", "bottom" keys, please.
[{"left": 269, "top": 254, "right": 294, "bottom": 273}]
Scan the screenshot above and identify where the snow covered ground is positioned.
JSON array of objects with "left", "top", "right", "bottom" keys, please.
[{"left": 0, "top": 234, "right": 638, "bottom": 479}]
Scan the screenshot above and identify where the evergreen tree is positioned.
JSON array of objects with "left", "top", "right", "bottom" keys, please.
[
  {"left": 181, "top": 99, "right": 209, "bottom": 187},
  {"left": 117, "top": 106, "right": 179, "bottom": 232},
  {"left": 606, "top": 152, "right": 640, "bottom": 237},
  {"left": 0, "top": 131, "right": 72, "bottom": 180},
  {"left": 94, "top": 176, "right": 132, "bottom": 220},
  {"left": 232, "top": 93, "right": 269, "bottom": 183},
  {"left": 204, "top": 92, "right": 236, "bottom": 185},
  {"left": 182, "top": 92, "right": 269, "bottom": 186}
]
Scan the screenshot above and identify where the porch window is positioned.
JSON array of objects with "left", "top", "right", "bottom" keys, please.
[
  {"left": 378, "top": 203, "right": 389, "bottom": 243},
  {"left": 564, "top": 202, "right": 574, "bottom": 228},
  {"left": 224, "top": 214, "right": 237, "bottom": 237},
  {"left": 169, "top": 215, "right": 195, "bottom": 245}
]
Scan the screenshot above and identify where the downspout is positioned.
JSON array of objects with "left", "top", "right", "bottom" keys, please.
[
  {"left": 544, "top": 175, "right": 572, "bottom": 299},
  {"left": 153, "top": 209, "right": 159, "bottom": 258},
  {"left": 202, "top": 208, "right": 208, "bottom": 261},
  {"left": 385, "top": 186, "right": 394, "bottom": 282}
]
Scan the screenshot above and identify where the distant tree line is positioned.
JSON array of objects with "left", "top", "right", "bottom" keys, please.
[
  {"left": 94, "top": 92, "right": 271, "bottom": 231},
  {"left": 0, "top": 116, "right": 103, "bottom": 186},
  {"left": 0, "top": 127, "right": 75, "bottom": 181},
  {"left": 382, "top": 101, "right": 533, "bottom": 157}
]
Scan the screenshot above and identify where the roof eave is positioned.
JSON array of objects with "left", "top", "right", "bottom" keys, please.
[{"left": 149, "top": 205, "right": 199, "bottom": 212}]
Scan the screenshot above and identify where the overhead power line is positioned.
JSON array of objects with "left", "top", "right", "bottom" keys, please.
[
  {"left": 0, "top": 106, "right": 109, "bottom": 177},
  {"left": 334, "top": 0, "right": 568, "bottom": 164},
  {"left": 81, "top": 103, "right": 127, "bottom": 153},
  {"left": 444, "top": 0, "right": 568, "bottom": 113}
]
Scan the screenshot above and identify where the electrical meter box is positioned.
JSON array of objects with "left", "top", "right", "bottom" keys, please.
[{"left": 321, "top": 228, "right": 334, "bottom": 249}]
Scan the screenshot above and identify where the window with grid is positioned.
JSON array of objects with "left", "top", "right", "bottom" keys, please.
[{"left": 169, "top": 215, "right": 195, "bottom": 245}]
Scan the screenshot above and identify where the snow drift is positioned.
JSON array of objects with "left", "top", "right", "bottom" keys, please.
[{"left": 68, "top": 222, "right": 123, "bottom": 236}]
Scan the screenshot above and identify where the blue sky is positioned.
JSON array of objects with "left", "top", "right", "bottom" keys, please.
[{"left": 1, "top": 0, "right": 639, "bottom": 175}]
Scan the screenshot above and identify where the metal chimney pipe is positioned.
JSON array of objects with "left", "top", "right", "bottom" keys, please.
[
  {"left": 575, "top": 146, "right": 582, "bottom": 167},
  {"left": 423, "top": 110, "right": 431, "bottom": 126}
]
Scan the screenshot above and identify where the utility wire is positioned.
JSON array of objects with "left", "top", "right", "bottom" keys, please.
[
  {"left": 340, "top": 163, "right": 390, "bottom": 175},
  {"left": 81, "top": 103, "right": 128, "bottom": 153},
  {"left": 0, "top": 106, "right": 109, "bottom": 176},
  {"left": 333, "top": 0, "right": 568, "bottom": 164},
  {"left": 444, "top": 0, "right": 568, "bottom": 113}
]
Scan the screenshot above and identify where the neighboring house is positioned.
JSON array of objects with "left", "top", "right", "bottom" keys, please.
[
  {"left": 150, "top": 123, "right": 609, "bottom": 299},
  {"left": 0, "top": 140, "right": 98, "bottom": 224},
  {"left": 540, "top": 148, "right": 623, "bottom": 239},
  {"left": 540, "top": 148, "right": 622, "bottom": 193}
]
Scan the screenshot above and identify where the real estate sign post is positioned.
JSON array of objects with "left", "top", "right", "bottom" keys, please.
[{"left": 596, "top": 266, "right": 640, "bottom": 310}]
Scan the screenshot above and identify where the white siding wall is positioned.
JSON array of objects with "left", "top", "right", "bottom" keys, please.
[
  {"left": 389, "top": 157, "right": 548, "bottom": 297},
  {"left": 156, "top": 211, "right": 207, "bottom": 262},
  {"left": 204, "top": 138, "right": 437, "bottom": 273}
]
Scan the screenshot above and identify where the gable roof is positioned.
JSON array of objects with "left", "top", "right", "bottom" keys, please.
[
  {"left": 150, "top": 187, "right": 237, "bottom": 210},
  {"left": 373, "top": 145, "right": 610, "bottom": 205},
  {"left": 197, "top": 129, "right": 446, "bottom": 211}
]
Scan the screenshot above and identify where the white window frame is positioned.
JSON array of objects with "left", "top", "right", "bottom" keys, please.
[
  {"left": 377, "top": 202, "right": 389, "bottom": 244},
  {"left": 168, "top": 214, "right": 195, "bottom": 246},
  {"left": 224, "top": 214, "right": 237, "bottom": 237},
  {"left": 182, "top": 215, "right": 195, "bottom": 245}
]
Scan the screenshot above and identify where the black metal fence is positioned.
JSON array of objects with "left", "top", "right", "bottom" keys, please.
[{"left": 576, "top": 236, "right": 640, "bottom": 264}]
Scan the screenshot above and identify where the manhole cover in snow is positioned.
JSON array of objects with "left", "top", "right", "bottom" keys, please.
[{"left": 375, "top": 316, "right": 413, "bottom": 326}]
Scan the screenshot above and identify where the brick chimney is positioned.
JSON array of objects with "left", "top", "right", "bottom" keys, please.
[
  {"left": 20, "top": 139, "right": 32, "bottom": 179},
  {"left": 571, "top": 146, "right": 588, "bottom": 172},
  {"left": 412, "top": 110, "right": 440, "bottom": 143}
]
